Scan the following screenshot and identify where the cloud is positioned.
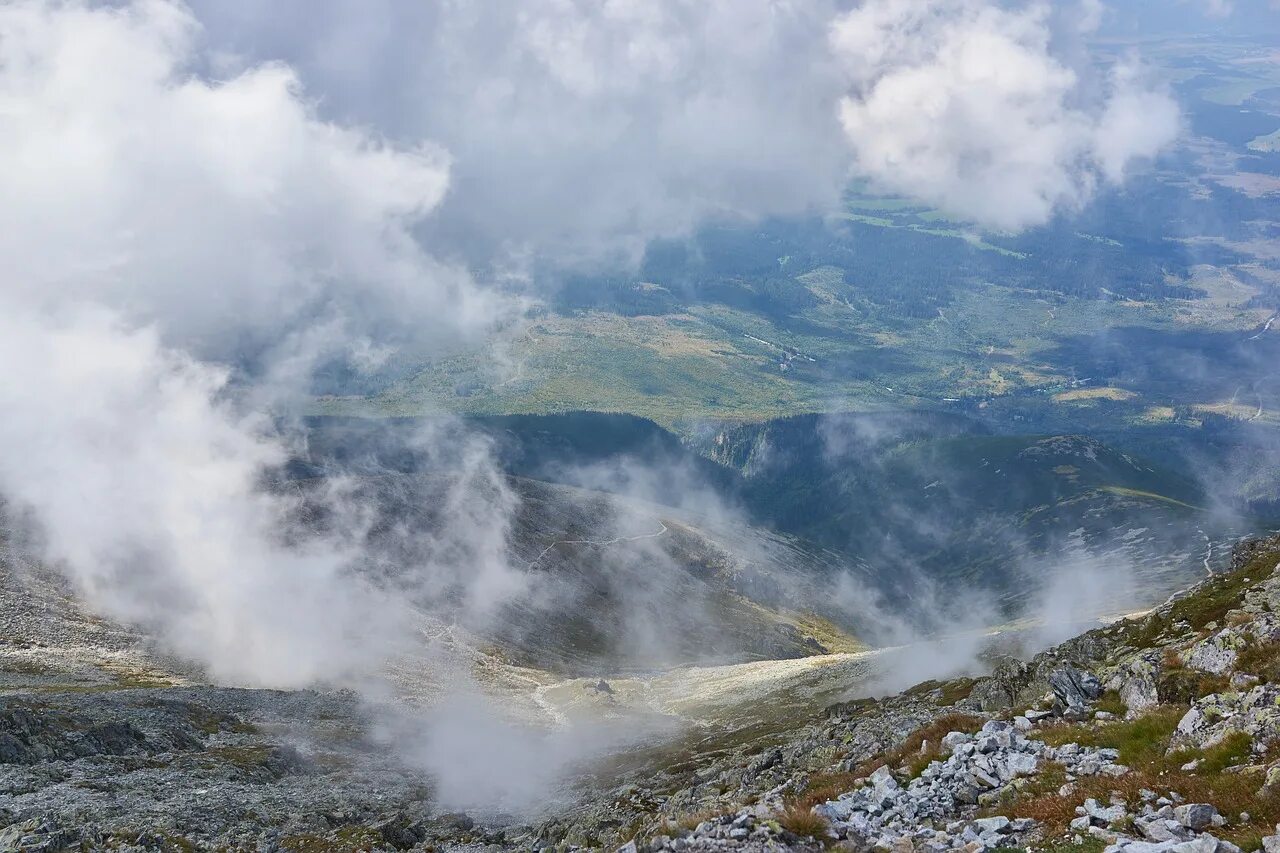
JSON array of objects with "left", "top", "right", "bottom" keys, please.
[
  {"left": 0, "top": 0, "right": 508, "bottom": 365},
  {"left": 0, "top": 0, "right": 523, "bottom": 687},
  {"left": 186, "top": 0, "right": 855, "bottom": 264},
  {"left": 829, "top": 0, "right": 1181, "bottom": 230}
]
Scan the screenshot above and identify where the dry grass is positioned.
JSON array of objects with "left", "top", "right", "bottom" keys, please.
[
  {"left": 776, "top": 804, "right": 831, "bottom": 840},
  {"left": 1237, "top": 638, "right": 1280, "bottom": 682},
  {"left": 1006, "top": 767, "right": 1280, "bottom": 846},
  {"left": 1053, "top": 387, "right": 1137, "bottom": 403},
  {"left": 1036, "top": 706, "right": 1184, "bottom": 767},
  {"left": 1126, "top": 550, "right": 1275, "bottom": 648},
  {"left": 1157, "top": 656, "right": 1231, "bottom": 704},
  {"left": 904, "top": 677, "right": 979, "bottom": 706},
  {"left": 790, "top": 771, "right": 861, "bottom": 812}
]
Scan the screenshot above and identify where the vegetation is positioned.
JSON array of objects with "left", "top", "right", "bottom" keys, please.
[
  {"left": 775, "top": 804, "right": 831, "bottom": 841},
  {"left": 1128, "top": 546, "right": 1279, "bottom": 648},
  {"left": 997, "top": 705, "right": 1280, "bottom": 849},
  {"left": 789, "top": 771, "right": 862, "bottom": 812},
  {"left": 904, "top": 677, "right": 979, "bottom": 706},
  {"left": 278, "top": 826, "right": 384, "bottom": 852},
  {"left": 1237, "top": 638, "right": 1280, "bottom": 681},
  {"left": 1157, "top": 652, "right": 1232, "bottom": 703}
]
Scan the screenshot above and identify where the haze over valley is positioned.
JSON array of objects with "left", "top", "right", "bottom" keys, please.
[{"left": 1, "top": 1, "right": 1280, "bottom": 850}]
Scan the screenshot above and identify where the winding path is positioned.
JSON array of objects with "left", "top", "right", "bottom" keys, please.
[{"left": 525, "top": 522, "right": 670, "bottom": 570}]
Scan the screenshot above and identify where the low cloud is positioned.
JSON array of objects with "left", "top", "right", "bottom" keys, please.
[
  {"left": 0, "top": 0, "right": 521, "bottom": 687},
  {"left": 829, "top": 0, "right": 1181, "bottom": 230}
]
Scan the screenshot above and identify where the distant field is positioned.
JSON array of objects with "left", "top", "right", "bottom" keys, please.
[
  {"left": 314, "top": 32, "right": 1280, "bottom": 453},
  {"left": 1053, "top": 387, "right": 1137, "bottom": 403}
]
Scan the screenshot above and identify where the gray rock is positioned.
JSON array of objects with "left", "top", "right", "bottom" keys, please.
[
  {"left": 1120, "top": 667, "right": 1161, "bottom": 717},
  {"left": 973, "top": 816, "right": 1010, "bottom": 834},
  {"left": 1135, "top": 817, "right": 1193, "bottom": 842},
  {"left": 1174, "top": 804, "right": 1219, "bottom": 831},
  {"left": 1178, "top": 709, "right": 1203, "bottom": 736}
]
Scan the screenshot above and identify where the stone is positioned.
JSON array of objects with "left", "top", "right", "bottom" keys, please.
[
  {"left": 1170, "top": 836, "right": 1232, "bottom": 853},
  {"left": 869, "top": 765, "right": 899, "bottom": 792},
  {"left": 1005, "top": 753, "right": 1038, "bottom": 778},
  {"left": 1231, "top": 673, "right": 1260, "bottom": 691},
  {"left": 1121, "top": 666, "right": 1161, "bottom": 717},
  {"left": 1050, "top": 667, "right": 1104, "bottom": 711},
  {"left": 1186, "top": 633, "right": 1241, "bottom": 675},
  {"left": 1084, "top": 798, "right": 1128, "bottom": 825},
  {"left": 1122, "top": 842, "right": 1180, "bottom": 853},
  {"left": 1174, "top": 804, "right": 1219, "bottom": 832},
  {"left": 1088, "top": 825, "right": 1120, "bottom": 843},
  {"left": 1177, "top": 709, "right": 1203, "bottom": 736},
  {"left": 1135, "top": 817, "right": 1192, "bottom": 843},
  {"left": 973, "top": 816, "right": 1010, "bottom": 834}
]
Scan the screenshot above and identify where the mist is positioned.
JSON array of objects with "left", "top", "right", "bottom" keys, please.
[{"left": 0, "top": 0, "right": 1214, "bottom": 816}]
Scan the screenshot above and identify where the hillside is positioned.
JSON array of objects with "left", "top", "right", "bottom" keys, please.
[
  {"left": 3, "top": 525, "right": 1280, "bottom": 850},
  {"left": 304, "top": 411, "right": 1248, "bottom": 618}
]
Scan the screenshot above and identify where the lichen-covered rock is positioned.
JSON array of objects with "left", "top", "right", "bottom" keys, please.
[{"left": 1185, "top": 629, "right": 1245, "bottom": 675}]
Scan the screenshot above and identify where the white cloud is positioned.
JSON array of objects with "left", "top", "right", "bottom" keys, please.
[
  {"left": 187, "top": 0, "right": 854, "bottom": 264},
  {"left": 0, "top": 0, "right": 522, "bottom": 687},
  {"left": 0, "top": 0, "right": 506, "bottom": 363},
  {"left": 829, "top": 0, "right": 1180, "bottom": 230}
]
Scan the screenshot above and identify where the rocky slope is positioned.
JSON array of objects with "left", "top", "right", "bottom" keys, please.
[{"left": 2, "top": 534, "right": 1280, "bottom": 851}]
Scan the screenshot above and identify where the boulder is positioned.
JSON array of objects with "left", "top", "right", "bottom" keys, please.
[
  {"left": 1173, "top": 804, "right": 1219, "bottom": 832},
  {"left": 1050, "top": 667, "right": 1104, "bottom": 712}
]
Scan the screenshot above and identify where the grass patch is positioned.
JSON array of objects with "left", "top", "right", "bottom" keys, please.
[
  {"left": 1196, "top": 730, "right": 1254, "bottom": 774},
  {"left": 776, "top": 804, "right": 830, "bottom": 840},
  {"left": 1157, "top": 658, "right": 1231, "bottom": 704},
  {"left": 1001, "top": 705, "right": 1280, "bottom": 848},
  {"left": 904, "top": 677, "right": 978, "bottom": 705},
  {"left": 1237, "top": 638, "right": 1280, "bottom": 682},
  {"left": 1127, "top": 549, "right": 1275, "bottom": 647},
  {"left": 790, "top": 771, "right": 861, "bottom": 812},
  {"left": 1037, "top": 705, "right": 1184, "bottom": 767},
  {"left": 1094, "top": 690, "right": 1127, "bottom": 716},
  {"left": 280, "top": 826, "right": 384, "bottom": 852}
]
